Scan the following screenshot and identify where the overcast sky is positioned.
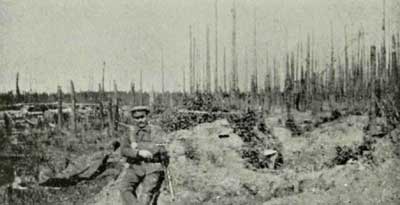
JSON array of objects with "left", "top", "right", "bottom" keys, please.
[{"left": 0, "top": 0, "right": 399, "bottom": 93}]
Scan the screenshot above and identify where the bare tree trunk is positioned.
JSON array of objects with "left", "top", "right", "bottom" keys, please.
[
  {"left": 183, "top": 66, "right": 186, "bottom": 94},
  {"left": 139, "top": 69, "right": 143, "bottom": 105},
  {"left": 130, "top": 82, "right": 135, "bottom": 106},
  {"left": 231, "top": 0, "right": 238, "bottom": 93},
  {"left": 214, "top": 0, "right": 219, "bottom": 93},
  {"left": 253, "top": 8, "right": 258, "bottom": 95},
  {"left": 189, "top": 25, "right": 193, "bottom": 94},
  {"left": 380, "top": 0, "right": 386, "bottom": 96},
  {"left": 113, "top": 81, "right": 119, "bottom": 131},
  {"left": 108, "top": 98, "right": 113, "bottom": 137},
  {"left": 70, "top": 80, "right": 77, "bottom": 135},
  {"left": 57, "top": 86, "right": 63, "bottom": 130},
  {"left": 223, "top": 46, "right": 227, "bottom": 93},
  {"left": 102, "top": 61, "right": 106, "bottom": 99},
  {"left": 344, "top": 25, "right": 350, "bottom": 106},
  {"left": 206, "top": 26, "right": 211, "bottom": 93},
  {"left": 161, "top": 49, "right": 165, "bottom": 94},
  {"left": 16, "top": 72, "right": 21, "bottom": 102},
  {"left": 305, "top": 34, "right": 311, "bottom": 109},
  {"left": 329, "top": 22, "right": 335, "bottom": 110},
  {"left": 98, "top": 83, "right": 105, "bottom": 130}
]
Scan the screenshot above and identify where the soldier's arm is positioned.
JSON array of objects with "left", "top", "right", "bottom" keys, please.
[{"left": 120, "top": 135, "right": 139, "bottom": 159}]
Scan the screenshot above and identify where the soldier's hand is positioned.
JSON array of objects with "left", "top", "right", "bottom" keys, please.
[{"left": 138, "top": 150, "right": 153, "bottom": 159}]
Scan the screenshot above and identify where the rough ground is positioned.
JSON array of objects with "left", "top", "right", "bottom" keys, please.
[
  {"left": 1, "top": 110, "right": 399, "bottom": 204},
  {"left": 86, "top": 112, "right": 400, "bottom": 205}
]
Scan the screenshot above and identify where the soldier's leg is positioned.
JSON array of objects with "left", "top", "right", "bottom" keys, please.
[
  {"left": 120, "top": 168, "right": 143, "bottom": 205},
  {"left": 140, "top": 171, "right": 165, "bottom": 205},
  {"left": 150, "top": 187, "right": 162, "bottom": 205}
]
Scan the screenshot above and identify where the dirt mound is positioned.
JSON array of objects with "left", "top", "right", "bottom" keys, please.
[{"left": 274, "top": 115, "right": 367, "bottom": 171}]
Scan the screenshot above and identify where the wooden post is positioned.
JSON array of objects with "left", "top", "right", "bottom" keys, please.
[
  {"left": 57, "top": 86, "right": 63, "bottom": 130},
  {"left": 70, "top": 80, "right": 77, "bottom": 134}
]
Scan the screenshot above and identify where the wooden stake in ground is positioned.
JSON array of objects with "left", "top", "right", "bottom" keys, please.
[
  {"left": 57, "top": 86, "right": 63, "bottom": 130},
  {"left": 70, "top": 80, "right": 77, "bottom": 134}
]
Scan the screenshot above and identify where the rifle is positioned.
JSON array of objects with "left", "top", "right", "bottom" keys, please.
[
  {"left": 155, "top": 144, "right": 175, "bottom": 202},
  {"left": 164, "top": 165, "right": 175, "bottom": 201}
]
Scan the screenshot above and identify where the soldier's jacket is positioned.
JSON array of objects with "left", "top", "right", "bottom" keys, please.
[{"left": 121, "top": 124, "right": 168, "bottom": 175}]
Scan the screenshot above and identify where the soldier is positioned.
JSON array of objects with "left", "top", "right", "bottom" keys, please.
[{"left": 120, "top": 106, "right": 169, "bottom": 205}]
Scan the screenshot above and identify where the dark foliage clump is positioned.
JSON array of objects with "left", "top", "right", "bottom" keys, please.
[
  {"left": 228, "top": 111, "right": 258, "bottom": 143},
  {"left": 157, "top": 109, "right": 231, "bottom": 133},
  {"left": 228, "top": 110, "right": 283, "bottom": 169},
  {"left": 330, "top": 135, "right": 376, "bottom": 166}
]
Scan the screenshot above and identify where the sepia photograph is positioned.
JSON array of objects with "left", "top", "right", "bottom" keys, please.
[{"left": 0, "top": 0, "right": 399, "bottom": 204}]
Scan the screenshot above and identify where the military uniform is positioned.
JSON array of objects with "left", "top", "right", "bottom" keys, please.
[{"left": 120, "top": 123, "right": 168, "bottom": 205}]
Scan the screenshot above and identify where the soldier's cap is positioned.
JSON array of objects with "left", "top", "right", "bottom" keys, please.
[{"left": 129, "top": 106, "right": 150, "bottom": 115}]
